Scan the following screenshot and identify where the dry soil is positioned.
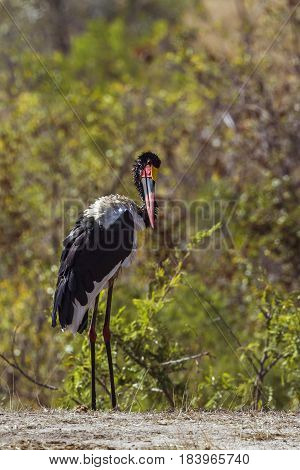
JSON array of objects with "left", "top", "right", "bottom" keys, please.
[{"left": 0, "top": 409, "right": 299, "bottom": 450}]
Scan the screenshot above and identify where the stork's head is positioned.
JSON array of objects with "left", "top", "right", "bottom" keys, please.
[{"left": 133, "top": 151, "right": 161, "bottom": 229}]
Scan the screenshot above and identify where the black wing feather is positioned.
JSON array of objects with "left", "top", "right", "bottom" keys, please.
[{"left": 52, "top": 210, "right": 134, "bottom": 331}]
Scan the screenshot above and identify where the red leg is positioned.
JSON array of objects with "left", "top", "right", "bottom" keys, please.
[
  {"left": 89, "top": 294, "right": 99, "bottom": 411},
  {"left": 103, "top": 280, "right": 117, "bottom": 409}
]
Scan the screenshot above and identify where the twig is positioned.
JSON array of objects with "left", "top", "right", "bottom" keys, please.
[
  {"left": 82, "top": 365, "right": 111, "bottom": 396},
  {"left": 264, "top": 352, "right": 291, "bottom": 376},
  {"left": 70, "top": 397, "right": 85, "bottom": 407},
  {"left": 0, "top": 352, "right": 58, "bottom": 391},
  {"left": 160, "top": 352, "right": 210, "bottom": 366},
  {"left": 96, "top": 377, "right": 111, "bottom": 397}
]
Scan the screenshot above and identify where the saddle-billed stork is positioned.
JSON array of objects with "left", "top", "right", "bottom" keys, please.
[{"left": 51, "top": 152, "right": 161, "bottom": 410}]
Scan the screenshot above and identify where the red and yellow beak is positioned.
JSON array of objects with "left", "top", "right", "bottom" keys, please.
[{"left": 141, "top": 165, "right": 158, "bottom": 229}]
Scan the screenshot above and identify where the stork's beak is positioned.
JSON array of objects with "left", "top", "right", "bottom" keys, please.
[{"left": 141, "top": 165, "right": 158, "bottom": 229}]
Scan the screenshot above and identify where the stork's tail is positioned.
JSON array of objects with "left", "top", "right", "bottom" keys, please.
[{"left": 51, "top": 273, "right": 75, "bottom": 329}]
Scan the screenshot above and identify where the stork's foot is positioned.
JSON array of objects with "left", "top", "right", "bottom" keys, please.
[{"left": 111, "top": 404, "right": 120, "bottom": 412}]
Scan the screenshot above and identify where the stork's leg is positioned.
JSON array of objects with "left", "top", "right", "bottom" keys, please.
[
  {"left": 103, "top": 279, "right": 117, "bottom": 409},
  {"left": 89, "top": 294, "right": 100, "bottom": 411}
]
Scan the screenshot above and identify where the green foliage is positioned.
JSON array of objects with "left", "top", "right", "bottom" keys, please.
[{"left": 197, "top": 287, "right": 300, "bottom": 410}]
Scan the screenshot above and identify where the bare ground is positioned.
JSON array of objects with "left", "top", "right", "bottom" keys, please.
[{"left": 0, "top": 409, "right": 299, "bottom": 450}]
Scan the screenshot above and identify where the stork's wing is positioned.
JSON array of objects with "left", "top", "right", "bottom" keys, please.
[{"left": 52, "top": 209, "right": 135, "bottom": 331}]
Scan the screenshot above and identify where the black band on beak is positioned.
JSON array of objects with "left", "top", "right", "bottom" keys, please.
[{"left": 141, "top": 177, "right": 155, "bottom": 229}]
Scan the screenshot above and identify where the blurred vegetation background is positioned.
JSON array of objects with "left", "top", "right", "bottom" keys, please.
[{"left": 0, "top": 0, "right": 299, "bottom": 412}]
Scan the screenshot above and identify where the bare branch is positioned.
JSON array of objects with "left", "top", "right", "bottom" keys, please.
[
  {"left": 160, "top": 352, "right": 210, "bottom": 367},
  {"left": 0, "top": 353, "right": 58, "bottom": 391},
  {"left": 70, "top": 396, "right": 85, "bottom": 407},
  {"left": 96, "top": 377, "right": 111, "bottom": 397},
  {"left": 264, "top": 353, "right": 292, "bottom": 376}
]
